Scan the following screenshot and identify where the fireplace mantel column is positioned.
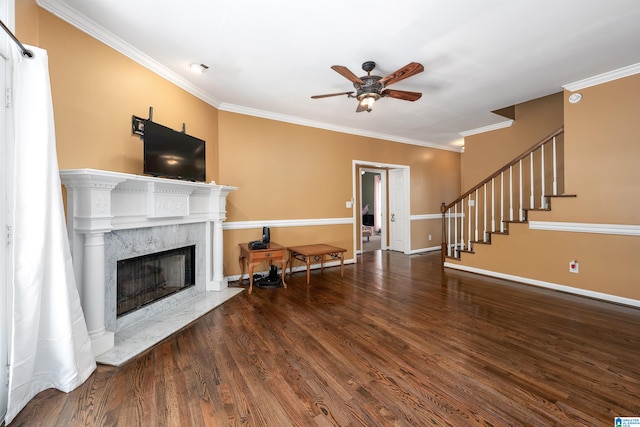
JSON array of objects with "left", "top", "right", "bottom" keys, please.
[
  {"left": 206, "top": 185, "right": 237, "bottom": 291},
  {"left": 60, "top": 172, "right": 126, "bottom": 356},
  {"left": 82, "top": 232, "right": 111, "bottom": 354}
]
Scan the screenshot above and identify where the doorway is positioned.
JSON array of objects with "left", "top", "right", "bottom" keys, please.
[
  {"left": 353, "top": 161, "right": 410, "bottom": 257},
  {"left": 360, "top": 168, "right": 383, "bottom": 252}
]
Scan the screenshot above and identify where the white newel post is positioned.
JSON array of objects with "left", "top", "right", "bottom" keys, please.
[{"left": 60, "top": 169, "right": 237, "bottom": 357}]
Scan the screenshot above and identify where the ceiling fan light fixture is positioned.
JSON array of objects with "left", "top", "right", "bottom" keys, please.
[
  {"left": 313, "top": 61, "right": 423, "bottom": 113},
  {"left": 358, "top": 93, "right": 380, "bottom": 110}
]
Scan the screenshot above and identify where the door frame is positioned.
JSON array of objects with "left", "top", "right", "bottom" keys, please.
[{"left": 352, "top": 160, "right": 410, "bottom": 257}]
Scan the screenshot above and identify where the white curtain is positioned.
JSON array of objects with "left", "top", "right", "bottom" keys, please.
[{"left": 5, "top": 45, "right": 96, "bottom": 424}]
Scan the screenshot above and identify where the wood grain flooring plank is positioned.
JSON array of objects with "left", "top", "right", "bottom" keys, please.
[{"left": 7, "top": 251, "right": 640, "bottom": 426}]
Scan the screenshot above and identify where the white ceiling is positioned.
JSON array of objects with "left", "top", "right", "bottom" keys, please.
[{"left": 37, "top": 0, "right": 640, "bottom": 151}]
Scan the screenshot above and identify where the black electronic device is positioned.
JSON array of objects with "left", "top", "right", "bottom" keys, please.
[
  {"left": 249, "top": 240, "right": 268, "bottom": 250},
  {"left": 138, "top": 118, "right": 206, "bottom": 182},
  {"left": 255, "top": 265, "right": 282, "bottom": 289},
  {"left": 262, "top": 226, "right": 270, "bottom": 243}
]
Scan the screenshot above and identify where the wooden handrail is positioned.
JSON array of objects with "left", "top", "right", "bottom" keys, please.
[
  {"left": 442, "top": 126, "right": 564, "bottom": 211},
  {"left": 440, "top": 125, "right": 565, "bottom": 265}
]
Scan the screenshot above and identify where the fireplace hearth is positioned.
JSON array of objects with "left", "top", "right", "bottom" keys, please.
[{"left": 117, "top": 245, "right": 195, "bottom": 317}]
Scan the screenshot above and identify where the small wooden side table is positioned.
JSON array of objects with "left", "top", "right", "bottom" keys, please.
[
  {"left": 238, "top": 242, "right": 287, "bottom": 294},
  {"left": 287, "top": 244, "right": 347, "bottom": 285}
]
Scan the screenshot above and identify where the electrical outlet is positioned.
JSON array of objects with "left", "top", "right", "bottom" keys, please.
[
  {"left": 346, "top": 201, "right": 353, "bottom": 208},
  {"left": 569, "top": 260, "right": 579, "bottom": 273},
  {"left": 428, "top": 234, "right": 432, "bottom": 241}
]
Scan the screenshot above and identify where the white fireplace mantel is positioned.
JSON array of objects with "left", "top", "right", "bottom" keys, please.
[{"left": 60, "top": 168, "right": 237, "bottom": 356}]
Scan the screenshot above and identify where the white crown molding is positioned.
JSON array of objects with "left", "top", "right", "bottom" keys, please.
[
  {"left": 36, "top": 0, "right": 220, "bottom": 107},
  {"left": 37, "top": 0, "right": 462, "bottom": 154},
  {"left": 223, "top": 217, "right": 354, "bottom": 230},
  {"left": 444, "top": 262, "right": 640, "bottom": 308},
  {"left": 563, "top": 63, "right": 640, "bottom": 92},
  {"left": 459, "top": 119, "right": 514, "bottom": 137},
  {"left": 529, "top": 221, "right": 640, "bottom": 236},
  {"left": 218, "top": 103, "right": 462, "bottom": 153}
]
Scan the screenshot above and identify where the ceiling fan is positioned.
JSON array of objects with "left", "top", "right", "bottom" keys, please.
[{"left": 311, "top": 61, "right": 424, "bottom": 112}]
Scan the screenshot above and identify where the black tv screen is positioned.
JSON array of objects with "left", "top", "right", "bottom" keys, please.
[{"left": 143, "top": 120, "right": 206, "bottom": 182}]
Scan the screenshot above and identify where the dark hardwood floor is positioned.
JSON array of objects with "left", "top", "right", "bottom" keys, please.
[{"left": 8, "top": 251, "right": 640, "bottom": 426}]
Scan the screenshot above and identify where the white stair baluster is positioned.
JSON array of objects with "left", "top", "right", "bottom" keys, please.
[
  {"left": 468, "top": 195, "right": 472, "bottom": 250},
  {"left": 447, "top": 206, "right": 452, "bottom": 256},
  {"left": 453, "top": 204, "right": 458, "bottom": 255},
  {"left": 474, "top": 190, "right": 479, "bottom": 242},
  {"left": 509, "top": 166, "right": 514, "bottom": 222},
  {"left": 500, "top": 172, "right": 505, "bottom": 232},
  {"left": 491, "top": 178, "right": 495, "bottom": 233},
  {"left": 519, "top": 159, "right": 523, "bottom": 221},
  {"left": 541, "top": 144, "right": 547, "bottom": 208},
  {"left": 483, "top": 183, "right": 487, "bottom": 241},
  {"left": 459, "top": 200, "right": 464, "bottom": 251},
  {"left": 552, "top": 136, "right": 558, "bottom": 195},
  {"left": 530, "top": 152, "right": 535, "bottom": 209}
]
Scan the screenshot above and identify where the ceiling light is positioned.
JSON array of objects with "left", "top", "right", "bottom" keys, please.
[
  {"left": 358, "top": 93, "right": 380, "bottom": 111},
  {"left": 189, "top": 63, "right": 209, "bottom": 74}
]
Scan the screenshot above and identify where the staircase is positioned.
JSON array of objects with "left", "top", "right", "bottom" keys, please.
[{"left": 441, "top": 127, "right": 570, "bottom": 263}]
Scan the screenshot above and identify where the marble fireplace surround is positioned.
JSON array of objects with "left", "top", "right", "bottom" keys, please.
[{"left": 60, "top": 169, "right": 238, "bottom": 363}]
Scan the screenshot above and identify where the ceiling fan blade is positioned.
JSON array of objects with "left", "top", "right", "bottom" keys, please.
[
  {"left": 331, "top": 65, "right": 364, "bottom": 84},
  {"left": 379, "top": 62, "right": 424, "bottom": 87},
  {"left": 311, "top": 91, "right": 354, "bottom": 99},
  {"left": 382, "top": 89, "right": 422, "bottom": 101}
]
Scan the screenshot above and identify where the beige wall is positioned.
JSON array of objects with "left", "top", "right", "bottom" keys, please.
[
  {"left": 17, "top": 0, "right": 220, "bottom": 181},
  {"left": 452, "top": 76, "right": 640, "bottom": 302},
  {"left": 217, "top": 111, "right": 460, "bottom": 274},
  {"left": 462, "top": 92, "right": 564, "bottom": 192},
  {"left": 17, "top": 2, "right": 461, "bottom": 278},
  {"left": 561, "top": 74, "right": 640, "bottom": 224}
]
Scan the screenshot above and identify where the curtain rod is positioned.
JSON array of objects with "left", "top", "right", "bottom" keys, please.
[{"left": 0, "top": 18, "right": 33, "bottom": 58}]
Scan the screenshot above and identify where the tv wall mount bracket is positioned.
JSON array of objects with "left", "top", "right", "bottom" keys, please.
[{"left": 132, "top": 106, "right": 188, "bottom": 139}]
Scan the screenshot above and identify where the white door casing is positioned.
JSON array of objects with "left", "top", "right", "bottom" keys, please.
[{"left": 388, "top": 167, "right": 410, "bottom": 253}]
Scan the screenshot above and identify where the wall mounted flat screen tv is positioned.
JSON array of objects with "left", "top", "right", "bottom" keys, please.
[{"left": 142, "top": 119, "right": 206, "bottom": 182}]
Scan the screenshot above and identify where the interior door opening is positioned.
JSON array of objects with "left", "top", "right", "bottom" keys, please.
[
  {"left": 360, "top": 168, "right": 384, "bottom": 252},
  {"left": 353, "top": 161, "right": 410, "bottom": 257}
]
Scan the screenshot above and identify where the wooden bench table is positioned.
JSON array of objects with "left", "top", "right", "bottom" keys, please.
[{"left": 287, "top": 244, "right": 347, "bottom": 285}]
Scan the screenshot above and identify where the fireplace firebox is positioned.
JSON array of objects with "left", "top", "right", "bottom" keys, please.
[{"left": 117, "top": 246, "right": 195, "bottom": 317}]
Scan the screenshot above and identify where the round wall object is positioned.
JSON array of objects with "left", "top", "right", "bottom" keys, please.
[{"left": 568, "top": 93, "right": 582, "bottom": 104}]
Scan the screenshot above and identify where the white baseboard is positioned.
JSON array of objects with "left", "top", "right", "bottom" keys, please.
[
  {"left": 444, "top": 262, "right": 640, "bottom": 308},
  {"left": 407, "top": 246, "right": 441, "bottom": 255}
]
